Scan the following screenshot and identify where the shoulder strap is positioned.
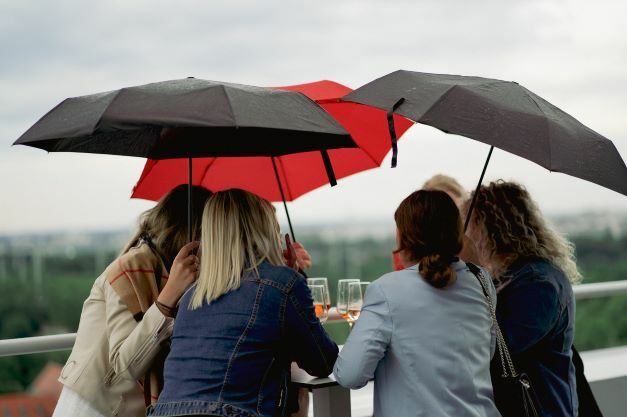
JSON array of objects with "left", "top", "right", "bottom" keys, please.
[
  {"left": 465, "top": 262, "right": 519, "bottom": 379},
  {"left": 466, "top": 262, "right": 487, "bottom": 296}
]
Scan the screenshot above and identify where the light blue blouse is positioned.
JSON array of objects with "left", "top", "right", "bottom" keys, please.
[{"left": 333, "top": 261, "right": 501, "bottom": 417}]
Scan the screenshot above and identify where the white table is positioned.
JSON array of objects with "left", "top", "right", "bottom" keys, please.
[{"left": 291, "top": 362, "right": 352, "bottom": 417}]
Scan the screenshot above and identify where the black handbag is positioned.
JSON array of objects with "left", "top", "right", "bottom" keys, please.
[{"left": 467, "top": 263, "right": 542, "bottom": 417}]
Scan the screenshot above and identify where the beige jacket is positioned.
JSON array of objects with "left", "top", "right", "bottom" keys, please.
[{"left": 59, "top": 250, "right": 173, "bottom": 417}]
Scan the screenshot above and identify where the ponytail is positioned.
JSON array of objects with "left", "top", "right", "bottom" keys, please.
[
  {"left": 418, "top": 254, "right": 457, "bottom": 289},
  {"left": 394, "top": 190, "right": 463, "bottom": 290}
]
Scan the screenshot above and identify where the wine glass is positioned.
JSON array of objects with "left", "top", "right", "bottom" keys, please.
[
  {"left": 308, "top": 284, "right": 329, "bottom": 323},
  {"left": 347, "top": 282, "right": 370, "bottom": 323},
  {"left": 347, "top": 282, "right": 363, "bottom": 321},
  {"left": 307, "top": 278, "right": 331, "bottom": 311},
  {"left": 337, "top": 279, "right": 359, "bottom": 326}
]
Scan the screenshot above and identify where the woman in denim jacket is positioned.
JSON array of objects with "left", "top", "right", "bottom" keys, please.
[
  {"left": 465, "top": 181, "right": 580, "bottom": 417},
  {"left": 149, "top": 189, "right": 338, "bottom": 417}
]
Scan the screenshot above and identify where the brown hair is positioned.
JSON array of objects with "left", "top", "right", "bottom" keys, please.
[
  {"left": 464, "top": 180, "right": 581, "bottom": 285},
  {"left": 123, "top": 184, "right": 213, "bottom": 266},
  {"left": 394, "top": 190, "right": 463, "bottom": 289}
]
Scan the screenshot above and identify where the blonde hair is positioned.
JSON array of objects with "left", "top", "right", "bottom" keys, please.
[
  {"left": 465, "top": 180, "right": 582, "bottom": 286},
  {"left": 422, "top": 174, "right": 469, "bottom": 207},
  {"left": 122, "top": 184, "right": 213, "bottom": 265},
  {"left": 190, "top": 189, "right": 285, "bottom": 309}
]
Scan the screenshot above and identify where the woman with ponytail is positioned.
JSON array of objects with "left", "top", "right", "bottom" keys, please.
[{"left": 334, "top": 190, "right": 500, "bottom": 417}]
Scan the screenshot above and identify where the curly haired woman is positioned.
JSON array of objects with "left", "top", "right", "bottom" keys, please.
[{"left": 465, "top": 180, "right": 580, "bottom": 417}]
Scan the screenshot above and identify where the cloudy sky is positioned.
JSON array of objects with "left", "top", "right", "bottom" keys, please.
[{"left": 1, "top": 0, "right": 626, "bottom": 234}]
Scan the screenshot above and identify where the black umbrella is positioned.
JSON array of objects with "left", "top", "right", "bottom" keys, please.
[
  {"left": 14, "top": 78, "right": 357, "bottom": 239},
  {"left": 344, "top": 70, "right": 627, "bottom": 228}
]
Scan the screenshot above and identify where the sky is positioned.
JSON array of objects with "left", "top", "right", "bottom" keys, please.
[{"left": 1, "top": 0, "right": 626, "bottom": 234}]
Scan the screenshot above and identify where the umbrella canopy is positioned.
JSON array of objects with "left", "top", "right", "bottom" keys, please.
[
  {"left": 131, "top": 80, "right": 413, "bottom": 240},
  {"left": 14, "top": 78, "right": 359, "bottom": 241},
  {"left": 344, "top": 70, "right": 627, "bottom": 196},
  {"left": 14, "top": 77, "right": 355, "bottom": 159},
  {"left": 132, "top": 80, "right": 413, "bottom": 202}
]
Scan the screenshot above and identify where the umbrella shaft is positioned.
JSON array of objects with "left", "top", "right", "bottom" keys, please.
[
  {"left": 464, "top": 146, "right": 494, "bottom": 232},
  {"left": 188, "top": 157, "right": 193, "bottom": 242},
  {"left": 271, "top": 157, "right": 296, "bottom": 241}
]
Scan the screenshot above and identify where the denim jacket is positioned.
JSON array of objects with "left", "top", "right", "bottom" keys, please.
[
  {"left": 148, "top": 262, "right": 338, "bottom": 417},
  {"left": 496, "top": 258, "right": 578, "bottom": 417}
]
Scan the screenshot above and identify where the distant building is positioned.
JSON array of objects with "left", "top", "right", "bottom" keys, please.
[
  {"left": 29, "top": 363, "right": 63, "bottom": 399},
  {"left": 0, "top": 362, "right": 62, "bottom": 417},
  {"left": 0, "top": 394, "right": 56, "bottom": 417}
]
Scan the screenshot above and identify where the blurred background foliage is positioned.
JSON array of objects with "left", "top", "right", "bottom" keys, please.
[{"left": 0, "top": 233, "right": 626, "bottom": 393}]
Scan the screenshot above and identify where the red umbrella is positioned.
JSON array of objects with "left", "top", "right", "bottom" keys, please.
[{"left": 132, "top": 80, "right": 413, "bottom": 238}]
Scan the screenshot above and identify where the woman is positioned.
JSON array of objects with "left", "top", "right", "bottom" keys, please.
[
  {"left": 422, "top": 173, "right": 469, "bottom": 208},
  {"left": 53, "top": 185, "right": 213, "bottom": 417},
  {"left": 465, "top": 181, "right": 580, "bottom": 417},
  {"left": 148, "top": 189, "right": 338, "bottom": 417},
  {"left": 422, "top": 173, "right": 480, "bottom": 264},
  {"left": 334, "top": 190, "right": 500, "bottom": 417}
]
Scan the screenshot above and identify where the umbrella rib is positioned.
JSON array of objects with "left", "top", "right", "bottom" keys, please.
[
  {"left": 220, "top": 85, "right": 238, "bottom": 127},
  {"left": 416, "top": 84, "right": 458, "bottom": 124},
  {"left": 198, "top": 157, "right": 218, "bottom": 190},
  {"left": 524, "top": 91, "right": 553, "bottom": 170},
  {"left": 276, "top": 157, "right": 294, "bottom": 201},
  {"left": 95, "top": 89, "right": 123, "bottom": 133},
  {"left": 362, "top": 145, "right": 381, "bottom": 167}
]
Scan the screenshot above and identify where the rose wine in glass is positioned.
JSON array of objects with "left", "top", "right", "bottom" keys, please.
[
  {"left": 347, "top": 282, "right": 363, "bottom": 323},
  {"left": 307, "top": 278, "right": 331, "bottom": 312},
  {"left": 308, "top": 284, "right": 329, "bottom": 323},
  {"left": 337, "top": 279, "right": 359, "bottom": 327}
]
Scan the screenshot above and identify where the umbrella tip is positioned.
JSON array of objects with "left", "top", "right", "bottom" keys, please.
[{"left": 187, "top": 76, "right": 195, "bottom": 79}]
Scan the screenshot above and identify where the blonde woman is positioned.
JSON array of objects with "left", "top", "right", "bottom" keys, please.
[
  {"left": 53, "top": 185, "right": 212, "bottom": 417},
  {"left": 422, "top": 173, "right": 469, "bottom": 208},
  {"left": 465, "top": 180, "right": 580, "bottom": 417},
  {"left": 148, "top": 189, "right": 338, "bottom": 417},
  {"left": 421, "top": 173, "right": 481, "bottom": 265}
]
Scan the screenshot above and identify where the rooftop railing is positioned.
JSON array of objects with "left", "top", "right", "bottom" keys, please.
[
  {"left": 1, "top": 279, "right": 627, "bottom": 357},
  {"left": 1, "top": 279, "right": 627, "bottom": 417}
]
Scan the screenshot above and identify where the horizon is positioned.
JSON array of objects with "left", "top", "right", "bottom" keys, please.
[
  {"left": 2, "top": 0, "right": 627, "bottom": 234},
  {"left": 1, "top": 209, "right": 625, "bottom": 240}
]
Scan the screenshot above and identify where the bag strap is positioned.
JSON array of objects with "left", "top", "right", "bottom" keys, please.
[{"left": 466, "top": 263, "right": 519, "bottom": 378}]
